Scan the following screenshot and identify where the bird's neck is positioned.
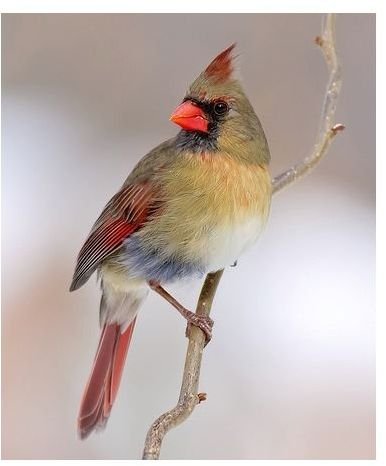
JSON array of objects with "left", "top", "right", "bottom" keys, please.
[
  {"left": 175, "top": 129, "right": 270, "bottom": 166},
  {"left": 175, "top": 129, "right": 219, "bottom": 153}
]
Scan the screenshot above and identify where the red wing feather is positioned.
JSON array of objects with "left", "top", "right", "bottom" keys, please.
[{"left": 70, "top": 182, "right": 155, "bottom": 291}]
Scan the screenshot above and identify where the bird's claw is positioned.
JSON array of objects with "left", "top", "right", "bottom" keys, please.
[{"left": 185, "top": 311, "right": 214, "bottom": 345}]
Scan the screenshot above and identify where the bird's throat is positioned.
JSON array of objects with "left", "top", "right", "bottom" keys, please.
[{"left": 175, "top": 127, "right": 219, "bottom": 153}]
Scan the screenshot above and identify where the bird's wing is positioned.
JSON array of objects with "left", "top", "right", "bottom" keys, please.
[{"left": 70, "top": 181, "right": 158, "bottom": 291}]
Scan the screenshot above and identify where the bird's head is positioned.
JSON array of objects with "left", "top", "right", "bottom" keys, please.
[{"left": 170, "top": 44, "right": 270, "bottom": 164}]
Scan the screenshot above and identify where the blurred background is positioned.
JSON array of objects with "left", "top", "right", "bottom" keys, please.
[{"left": 2, "top": 14, "right": 375, "bottom": 459}]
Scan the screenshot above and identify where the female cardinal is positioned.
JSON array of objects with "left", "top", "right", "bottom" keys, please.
[{"left": 70, "top": 44, "right": 272, "bottom": 438}]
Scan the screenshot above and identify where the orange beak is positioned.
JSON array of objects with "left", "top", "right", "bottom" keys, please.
[{"left": 170, "top": 101, "right": 208, "bottom": 133}]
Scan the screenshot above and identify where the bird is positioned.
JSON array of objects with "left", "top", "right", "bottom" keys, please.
[{"left": 70, "top": 44, "right": 272, "bottom": 439}]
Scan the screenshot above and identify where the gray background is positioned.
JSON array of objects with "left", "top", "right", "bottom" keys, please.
[{"left": 2, "top": 14, "right": 375, "bottom": 459}]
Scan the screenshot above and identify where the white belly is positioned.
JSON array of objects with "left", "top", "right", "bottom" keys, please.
[{"left": 205, "top": 215, "right": 264, "bottom": 272}]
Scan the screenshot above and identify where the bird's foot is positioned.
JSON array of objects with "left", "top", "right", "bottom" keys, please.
[
  {"left": 185, "top": 312, "right": 214, "bottom": 345},
  {"left": 149, "top": 281, "right": 214, "bottom": 345}
]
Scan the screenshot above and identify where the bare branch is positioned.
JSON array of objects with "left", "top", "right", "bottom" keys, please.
[
  {"left": 142, "top": 13, "right": 344, "bottom": 460},
  {"left": 142, "top": 271, "right": 223, "bottom": 460},
  {"left": 272, "top": 14, "right": 344, "bottom": 194}
]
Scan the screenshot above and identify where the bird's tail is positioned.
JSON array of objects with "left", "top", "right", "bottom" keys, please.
[
  {"left": 77, "top": 285, "right": 148, "bottom": 439},
  {"left": 77, "top": 321, "right": 136, "bottom": 439}
]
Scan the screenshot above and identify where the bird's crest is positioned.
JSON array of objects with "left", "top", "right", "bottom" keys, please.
[{"left": 204, "top": 43, "right": 237, "bottom": 83}]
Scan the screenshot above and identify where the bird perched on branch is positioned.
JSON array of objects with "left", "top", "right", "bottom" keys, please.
[{"left": 70, "top": 44, "right": 272, "bottom": 439}]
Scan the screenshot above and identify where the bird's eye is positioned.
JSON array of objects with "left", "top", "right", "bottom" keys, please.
[{"left": 213, "top": 101, "right": 229, "bottom": 116}]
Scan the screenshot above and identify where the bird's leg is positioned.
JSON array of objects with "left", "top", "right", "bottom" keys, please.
[{"left": 148, "top": 281, "right": 214, "bottom": 344}]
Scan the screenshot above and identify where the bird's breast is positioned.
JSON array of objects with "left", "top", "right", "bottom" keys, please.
[{"left": 137, "top": 152, "right": 272, "bottom": 275}]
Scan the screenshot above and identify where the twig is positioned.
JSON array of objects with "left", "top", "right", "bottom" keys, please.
[
  {"left": 142, "top": 13, "right": 344, "bottom": 460},
  {"left": 142, "top": 271, "right": 223, "bottom": 459},
  {"left": 272, "top": 13, "right": 344, "bottom": 194}
]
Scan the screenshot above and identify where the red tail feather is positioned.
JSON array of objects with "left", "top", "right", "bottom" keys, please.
[{"left": 78, "top": 319, "right": 136, "bottom": 439}]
